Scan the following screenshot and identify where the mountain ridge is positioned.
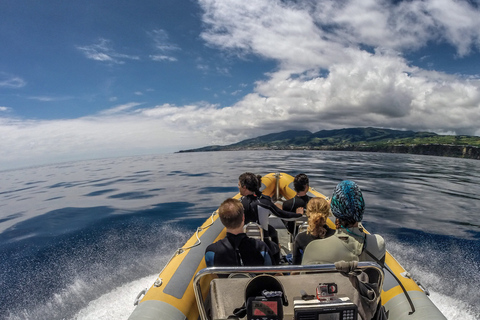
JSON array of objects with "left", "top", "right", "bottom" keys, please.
[{"left": 178, "top": 127, "right": 480, "bottom": 160}]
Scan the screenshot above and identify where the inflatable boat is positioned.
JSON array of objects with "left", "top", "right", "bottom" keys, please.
[{"left": 128, "top": 173, "right": 446, "bottom": 320}]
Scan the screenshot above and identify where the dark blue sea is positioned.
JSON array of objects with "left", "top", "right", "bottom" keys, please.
[{"left": 1, "top": 151, "right": 479, "bottom": 320}]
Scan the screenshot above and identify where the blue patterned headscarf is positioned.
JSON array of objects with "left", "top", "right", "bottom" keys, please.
[{"left": 330, "top": 180, "right": 365, "bottom": 225}]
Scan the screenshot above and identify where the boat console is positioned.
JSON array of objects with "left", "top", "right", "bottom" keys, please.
[{"left": 193, "top": 262, "right": 383, "bottom": 320}]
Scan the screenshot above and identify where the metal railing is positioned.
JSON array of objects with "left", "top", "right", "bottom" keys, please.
[{"left": 193, "top": 262, "right": 384, "bottom": 320}]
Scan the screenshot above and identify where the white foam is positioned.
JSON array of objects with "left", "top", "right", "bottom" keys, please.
[
  {"left": 71, "top": 278, "right": 479, "bottom": 320},
  {"left": 73, "top": 274, "right": 158, "bottom": 320},
  {"left": 429, "top": 291, "right": 479, "bottom": 320}
]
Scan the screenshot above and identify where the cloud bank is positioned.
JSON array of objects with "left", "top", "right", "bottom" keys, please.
[{"left": 2, "top": 0, "right": 480, "bottom": 170}]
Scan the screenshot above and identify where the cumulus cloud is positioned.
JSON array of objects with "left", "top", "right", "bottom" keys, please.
[
  {"left": 194, "top": 0, "right": 480, "bottom": 136},
  {"left": 2, "top": 0, "right": 480, "bottom": 170}
]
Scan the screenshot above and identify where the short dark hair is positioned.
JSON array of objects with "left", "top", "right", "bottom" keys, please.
[
  {"left": 218, "top": 198, "right": 244, "bottom": 229},
  {"left": 239, "top": 172, "right": 261, "bottom": 192},
  {"left": 293, "top": 173, "right": 309, "bottom": 192}
]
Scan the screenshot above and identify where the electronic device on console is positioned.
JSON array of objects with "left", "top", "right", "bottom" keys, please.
[{"left": 294, "top": 282, "right": 358, "bottom": 320}]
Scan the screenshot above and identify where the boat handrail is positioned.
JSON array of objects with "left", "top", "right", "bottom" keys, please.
[{"left": 193, "top": 262, "right": 383, "bottom": 320}]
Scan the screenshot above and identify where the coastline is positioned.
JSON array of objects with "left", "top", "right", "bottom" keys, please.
[{"left": 178, "top": 144, "right": 480, "bottom": 160}]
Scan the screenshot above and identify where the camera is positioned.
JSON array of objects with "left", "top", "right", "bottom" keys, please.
[{"left": 316, "top": 283, "right": 338, "bottom": 300}]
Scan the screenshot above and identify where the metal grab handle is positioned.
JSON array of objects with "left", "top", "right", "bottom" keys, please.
[
  {"left": 133, "top": 288, "right": 148, "bottom": 306},
  {"left": 193, "top": 262, "right": 384, "bottom": 320}
]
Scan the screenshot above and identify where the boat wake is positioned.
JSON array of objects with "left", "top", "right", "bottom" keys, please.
[
  {"left": 3, "top": 221, "right": 478, "bottom": 320},
  {"left": 74, "top": 274, "right": 159, "bottom": 320},
  {"left": 384, "top": 235, "right": 480, "bottom": 320}
]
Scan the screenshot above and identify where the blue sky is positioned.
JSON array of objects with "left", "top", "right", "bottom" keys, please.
[{"left": 1, "top": 0, "right": 480, "bottom": 170}]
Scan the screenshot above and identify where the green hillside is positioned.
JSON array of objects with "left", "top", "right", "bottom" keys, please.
[{"left": 178, "top": 127, "right": 480, "bottom": 159}]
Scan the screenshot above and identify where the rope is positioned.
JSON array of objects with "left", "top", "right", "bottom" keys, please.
[{"left": 157, "top": 210, "right": 218, "bottom": 276}]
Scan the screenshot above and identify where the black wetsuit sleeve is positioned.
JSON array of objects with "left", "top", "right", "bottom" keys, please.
[{"left": 257, "top": 198, "right": 303, "bottom": 220}]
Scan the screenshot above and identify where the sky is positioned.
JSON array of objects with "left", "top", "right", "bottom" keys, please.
[{"left": 1, "top": 0, "right": 480, "bottom": 170}]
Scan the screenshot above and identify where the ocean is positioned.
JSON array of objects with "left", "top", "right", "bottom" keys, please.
[{"left": 1, "top": 150, "right": 479, "bottom": 320}]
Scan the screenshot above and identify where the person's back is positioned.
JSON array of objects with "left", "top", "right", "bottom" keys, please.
[
  {"left": 282, "top": 173, "right": 312, "bottom": 213},
  {"left": 282, "top": 173, "right": 312, "bottom": 236},
  {"left": 205, "top": 198, "right": 273, "bottom": 267},
  {"left": 238, "top": 172, "right": 302, "bottom": 264},
  {"left": 205, "top": 232, "right": 272, "bottom": 267},
  {"left": 301, "top": 180, "right": 385, "bottom": 265},
  {"left": 292, "top": 197, "right": 335, "bottom": 264},
  {"left": 238, "top": 172, "right": 302, "bottom": 233}
]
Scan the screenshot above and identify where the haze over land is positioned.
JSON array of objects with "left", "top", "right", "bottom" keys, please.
[{"left": 2, "top": 0, "right": 480, "bottom": 170}]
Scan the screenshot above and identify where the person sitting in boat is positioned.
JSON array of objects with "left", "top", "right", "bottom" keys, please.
[
  {"left": 238, "top": 172, "right": 303, "bottom": 264},
  {"left": 204, "top": 198, "right": 273, "bottom": 267},
  {"left": 282, "top": 173, "right": 312, "bottom": 235},
  {"left": 292, "top": 197, "right": 335, "bottom": 264},
  {"left": 302, "top": 180, "right": 386, "bottom": 265}
]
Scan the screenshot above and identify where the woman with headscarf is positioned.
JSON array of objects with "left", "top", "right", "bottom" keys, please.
[{"left": 301, "top": 180, "right": 385, "bottom": 265}]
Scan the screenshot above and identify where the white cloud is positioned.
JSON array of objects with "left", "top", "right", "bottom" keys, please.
[
  {"left": 148, "top": 29, "right": 179, "bottom": 62},
  {"left": 0, "top": 73, "right": 26, "bottom": 88},
  {"left": 76, "top": 38, "right": 140, "bottom": 64},
  {"left": 150, "top": 55, "right": 177, "bottom": 62},
  {"left": 0, "top": 110, "right": 212, "bottom": 170},
  {"left": 28, "top": 96, "right": 73, "bottom": 102},
  {"left": 2, "top": 0, "right": 480, "bottom": 170},
  {"left": 195, "top": 0, "right": 480, "bottom": 136},
  {"left": 99, "top": 102, "right": 143, "bottom": 115},
  {"left": 0, "top": 106, "right": 11, "bottom": 112}
]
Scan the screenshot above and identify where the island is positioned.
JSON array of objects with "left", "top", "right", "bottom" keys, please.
[{"left": 178, "top": 127, "right": 480, "bottom": 160}]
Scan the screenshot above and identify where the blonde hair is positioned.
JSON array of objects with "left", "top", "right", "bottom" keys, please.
[{"left": 306, "top": 197, "right": 331, "bottom": 238}]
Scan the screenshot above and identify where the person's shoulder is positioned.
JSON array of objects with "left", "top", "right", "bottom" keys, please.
[
  {"left": 206, "top": 238, "right": 228, "bottom": 251},
  {"left": 325, "top": 226, "right": 336, "bottom": 237},
  {"left": 295, "top": 231, "right": 314, "bottom": 243},
  {"left": 245, "top": 237, "right": 270, "bottom": 250}
]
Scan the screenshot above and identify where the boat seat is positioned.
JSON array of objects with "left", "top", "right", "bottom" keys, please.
[
  {"left": 243, "top": 222, "right": 264, "bottom": 241},
  {"left": 208, "top": 264, "right": 383, "bottom": 320}
]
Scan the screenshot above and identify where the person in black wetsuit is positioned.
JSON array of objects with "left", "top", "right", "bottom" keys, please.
[
  {"left": 292, "top": 197, "right": 335, "bottom": 264},
  {"left": 238, "top": 172, "right": 303, "bottom": 264},
  {"left": 205, "top": 198, "right": 273, "bottom": 267},
  {"left": 282, "top": 173, "right": 312, "bottom": 235}
]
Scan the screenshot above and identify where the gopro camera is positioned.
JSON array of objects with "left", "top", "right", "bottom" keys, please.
[{"left": 316, "top": 283, "right": 338, "bottom": 300}]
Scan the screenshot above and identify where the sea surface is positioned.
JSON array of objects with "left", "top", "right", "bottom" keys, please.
[{"left": 1, "top": 150, "right": 479, "bottom": 320}]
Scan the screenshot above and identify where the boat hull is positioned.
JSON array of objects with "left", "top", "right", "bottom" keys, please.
[{"left": 129, "top": 173, "right": 446, "bottom": 320}]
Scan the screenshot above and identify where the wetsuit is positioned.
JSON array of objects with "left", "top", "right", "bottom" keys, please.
[
  {"left": 204, "top": 232, "right": 273, "bottom": 267},
  {"left": 282, "top": 195, "right": 312, "bottom": 235},
  {"left": 241, "top": 193, "right": 303, "bottom": 229},
  {"left": 283, "top": 195, "right": 312, "bottom": 212},
  {"left": 292, "top": 225, "right": 335, "bottom": 264},
  {"left": 241, "top": 193, "right": 303, "bottom": 264}
]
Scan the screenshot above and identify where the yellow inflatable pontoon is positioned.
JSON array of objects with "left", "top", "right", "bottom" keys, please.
[{"left": 129, "top": 173, "right": 446, "bottom": 320}]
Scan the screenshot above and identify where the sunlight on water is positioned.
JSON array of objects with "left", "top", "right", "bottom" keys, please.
[{"left": 1, "top": 152, "right": 479, "bottom": 320}]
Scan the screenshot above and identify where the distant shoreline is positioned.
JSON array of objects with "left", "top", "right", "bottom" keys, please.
[
  {"left": 178, "top": 144, "right": 480, "bottom": 160},
  {"left": 178, "top": 127, "right": 480, "bottom": 160}
]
